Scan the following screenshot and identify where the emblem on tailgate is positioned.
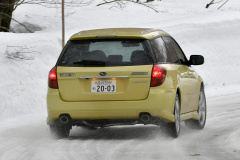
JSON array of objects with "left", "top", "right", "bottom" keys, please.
[
  {"left": 60, "top": 73, "right": 75, "bottom": 77},
  {"left": 99, "top": 72, "right": 107, "bottom": 76},
  {"left": 131, "top": 72, "right": 148, "bottom": 75}
]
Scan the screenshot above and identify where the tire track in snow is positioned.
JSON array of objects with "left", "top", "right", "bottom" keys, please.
[{"left": 179, "top": 93, "right": 240, "bottom": 160}]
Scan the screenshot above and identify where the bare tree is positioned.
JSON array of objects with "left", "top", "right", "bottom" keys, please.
[
  {"left": 206, "top": 0, "right": 229, "bottom": 9},
  {"left": 0, "top": 0, "right": 15, "bottom": 32},
  {"left": 0, "top": 0, "right": 93, "bottom": 32}
]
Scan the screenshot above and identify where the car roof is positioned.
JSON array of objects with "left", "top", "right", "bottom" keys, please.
[{"left": 69, "top": 28, "right": 171, "bottom": 40}]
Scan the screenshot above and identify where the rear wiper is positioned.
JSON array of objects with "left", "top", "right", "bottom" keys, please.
[{"left": 72, "top": 60, "right": 106, "bottom": 66}]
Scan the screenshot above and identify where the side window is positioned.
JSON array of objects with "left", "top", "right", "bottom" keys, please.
[
  {"left": 162, "top": 36, "right": 187, "bottom": 64},
  {"left": 150, "top": 37, "right": 168, "bottom": 62}
]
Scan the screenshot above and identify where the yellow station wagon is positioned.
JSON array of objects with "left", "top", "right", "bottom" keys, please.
[{"left": 47, "top": 28, "right": 206, "bottom": 138}]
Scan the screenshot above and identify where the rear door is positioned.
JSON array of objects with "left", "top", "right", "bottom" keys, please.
[
  {"left": 56, "top": 39, "right": 154, "bottom": 102},
  {"left": 187, "top": 66, "right": 200, "bottom": 111},
  {"left": 162, "top": 36, "right": 199, "bottom": 113}
]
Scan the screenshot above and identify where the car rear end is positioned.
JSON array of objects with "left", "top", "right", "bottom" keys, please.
[{"left": 47, "top": 28, "right": 176, "bottom": 128}]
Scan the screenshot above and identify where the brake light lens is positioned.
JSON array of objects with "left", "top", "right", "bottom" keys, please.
[
  {"left": 151, "top": 65, "right": 167, "bottom": 87},
  {"left": 48, "top": 66, "right": 58, "bottom": 89}
]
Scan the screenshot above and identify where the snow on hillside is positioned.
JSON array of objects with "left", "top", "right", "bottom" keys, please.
[{"left": 0, "top": 0, "right": 240, "bottom": 159}]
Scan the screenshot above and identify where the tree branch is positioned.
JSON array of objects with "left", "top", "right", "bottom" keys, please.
[
  {"left": 136, "top": 1, "right": 159, "bottom": 13},
  {"left": 213, "top": 0, "right": 224, "bottom": 4},
  {"left": 206, "top": 0, "right": 229, "bottom": 9},
  {"left": 5, "top": 45, "right": 40, "bottom": 62},
  {"left": 0, "top": 12, "right": 33, "bottom": 33},
  {"left": 97, "top": 0, "right": 121, "bottom": 6},
  {"left": 1, "top": 0, "right": 94, "bottom": 32},
  {"left": 206, "top": 0, "right": 215, "bottom": 8},
  {"left": 19, "top": 0, "right": 93, "bottom": 8},
  {"left": 97, "top": 0, "right": 159, "bottom": 13},
  {"left": 218, "top": 0, "right": 229, "bottom": 9},
  {"left": 14, "top": 0, "right": 26, "bottom": 11}
]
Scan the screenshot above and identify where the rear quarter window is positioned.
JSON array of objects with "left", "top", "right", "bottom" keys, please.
[{"left": 162, "top": 36, "right": 188, "bottom": 64}]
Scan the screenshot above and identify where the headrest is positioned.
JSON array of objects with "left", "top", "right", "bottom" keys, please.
[
  {"left": 81, "top": 50, "right": 107, "bottom": 62},
  {"left": 131, "top": 50, "right": 147, "bottom": 64},
  {"left": 108, "top": 55, "right": 123, "bottom": 63}
]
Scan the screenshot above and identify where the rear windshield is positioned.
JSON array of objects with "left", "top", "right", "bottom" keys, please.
[{"left": 57, "top": 39, "right": 153, "bottom": 67}]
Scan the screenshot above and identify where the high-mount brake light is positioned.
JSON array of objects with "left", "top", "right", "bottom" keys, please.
[
  {"left": 151, "top": 65, "right": 167, "bottom": 87},
  {"left": 48, "top": 66, "right": 58, "bottom": 89}
]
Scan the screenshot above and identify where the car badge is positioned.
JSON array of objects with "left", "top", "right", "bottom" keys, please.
[{"left": 99, "top": 72, "right": 107, "bottom": 76}]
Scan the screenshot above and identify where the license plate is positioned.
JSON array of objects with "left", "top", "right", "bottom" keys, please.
[{"left": 91, "top": 80, "right": 116, "bottom": 93}]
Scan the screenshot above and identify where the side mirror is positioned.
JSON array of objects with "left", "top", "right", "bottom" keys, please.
[{"left": 189, "top": 55, "right": 204, "bottom": 65}]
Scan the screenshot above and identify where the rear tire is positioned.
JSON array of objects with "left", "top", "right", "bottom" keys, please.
[
  {"left": 50, "top": 125, "right": 70, "bottom": 138},
  {"left": 166, "top": 94, "right": 181, "bottom": 138},
  {"left": 185, "top": 88, "right": 206, "bottom": 129}
]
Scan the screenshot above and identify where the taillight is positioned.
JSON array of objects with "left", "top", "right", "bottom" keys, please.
[
  {"left": 48, "top": 66, "right": 58, "bottom": 89},
  {"left": 151, "top": 65, "right": 167, "bottom": 87}
]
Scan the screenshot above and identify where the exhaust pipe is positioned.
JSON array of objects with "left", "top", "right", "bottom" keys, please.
[
  {"left": 59, "top": 115, "right": 70, "bottom": 124},
  {"left": 141, "top": 115, "right": 150, "bottom": 122},
  {"left": 139, "top": 113, "right": 152, "bottom": 123}
]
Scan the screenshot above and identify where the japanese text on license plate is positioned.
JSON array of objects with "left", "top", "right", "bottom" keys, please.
[{"left": 91, "top": 80, "right": 116, "bottom": 93}]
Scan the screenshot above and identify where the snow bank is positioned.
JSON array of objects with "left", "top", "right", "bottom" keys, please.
[{"left": 0, "top": 32, "right": 61, "bottom": 120}]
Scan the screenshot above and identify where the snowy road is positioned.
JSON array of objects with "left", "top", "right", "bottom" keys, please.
[{"left": 0, "top": 91, "right": 240, "bottom": 160}]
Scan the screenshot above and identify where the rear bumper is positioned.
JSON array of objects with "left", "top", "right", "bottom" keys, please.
[{"left": 46, "top": 87, "right": 176, "bottom": 125}]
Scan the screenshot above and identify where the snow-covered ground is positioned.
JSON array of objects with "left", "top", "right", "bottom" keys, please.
[
  {"left": 1, "top": 91, "right": 240, "bottom": 160},
  {"left": 0, "top": 0, "right": 240, "bottom": 159}
]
